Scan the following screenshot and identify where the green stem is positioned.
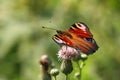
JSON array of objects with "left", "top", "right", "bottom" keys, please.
[
  {"left": 76, "top": 62, "right": 81, "bottom": 80},
  {"left": 76, "top": 61, "right": 81, "bottom": 73},
  {"left": 54, "top": 76, "right": 57, "bottom": 80},
  {"left": 66, "top": 75, "right": 68, "bottom": 80},
  {"left": 76, "top": 61, "right": 84, "bottom": 80}
]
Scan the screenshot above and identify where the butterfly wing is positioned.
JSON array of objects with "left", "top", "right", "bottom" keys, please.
[
  {"left": 68, "top": 22, "right": 98, "bottom": 54},
  {"left": 70, "top": 34, "right": 99, "bottom": 54},
  {"left": 53, "top": 30, "right": 74, "bottom": 47},
  {"left": 53, "top": 22, "right": 99, "bottom": 54},
  {"left": 69, "top": 22, "right": 93, "bottom": 38}
]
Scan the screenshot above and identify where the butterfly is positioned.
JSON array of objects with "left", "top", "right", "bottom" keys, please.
[{"left": 52, "top": 22, "right": 99, "bottom": 54}]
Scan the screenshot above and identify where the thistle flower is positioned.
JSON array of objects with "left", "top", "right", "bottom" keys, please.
[
  {"left": 58, "top": 45, "right": 79, "bottom": 60},
  {"left": 39, "top": 55, "right": 52, "bottom": 70}
]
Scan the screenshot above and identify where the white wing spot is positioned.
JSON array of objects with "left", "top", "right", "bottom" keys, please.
[{"left": 76, "top": 23, "right": 86, "bottom": 31}]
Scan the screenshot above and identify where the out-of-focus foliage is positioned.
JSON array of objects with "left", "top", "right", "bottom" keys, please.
[{"left": 0, "top": 0, "right": 120, "bottom": 80}]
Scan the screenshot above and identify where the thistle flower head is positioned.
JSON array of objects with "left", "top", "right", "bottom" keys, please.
[
  {"left": 39, "top": 55, "right": 52, "bottom": 71},
  {"left": 58, "top": 45, "right": 79, "bottom": 60},
  {"left": 39, "top": 55, "right": 52, "bottom": 80}
]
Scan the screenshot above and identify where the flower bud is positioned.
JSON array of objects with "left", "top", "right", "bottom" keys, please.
[
  {"left": 39, "top": 55, "right": 52, "bottom": 80},
  {"left": 81, "top": 54, "right": 88, "bottom": 61},
  {"left": 75, "top": 72, "right": 80, "bottom": 79},
  {"left": 39, "top": 55, "right": 52, "bottom": 71},
  {"left": 50, "top": 68, "right": 59, "bottom": 77},
  {"left": 80, "top": 61, "right": 85, "bottom": 69},
  {"left": 60, "top": 60, "right": 73, "bottom": 75},
  {"left": 73, "top": 53, "right": 81, "bottom": 61}
]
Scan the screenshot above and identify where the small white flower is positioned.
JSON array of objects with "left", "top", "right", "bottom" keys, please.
[{"left": 58, "top": 45, "right": 79, "bottom": 60}]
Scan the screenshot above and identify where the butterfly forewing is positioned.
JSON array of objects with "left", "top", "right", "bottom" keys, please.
[
  {"left": 53, "top": 32, "right": 74, "bottom": 46},
  {"left": 69, "top": 22, "right": 93, "bottom": 38}
]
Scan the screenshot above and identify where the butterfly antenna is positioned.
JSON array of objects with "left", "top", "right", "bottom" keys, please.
[{"left": 42, "top": 26, "right": 58, "bottom": 31}]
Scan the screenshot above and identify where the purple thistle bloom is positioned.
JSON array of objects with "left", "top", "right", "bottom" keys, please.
[{"left": 58, "top": 45, "right": 79, "bottom": 60}]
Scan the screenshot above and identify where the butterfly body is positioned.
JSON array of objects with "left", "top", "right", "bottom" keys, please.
[{"left": 53, "top": 22, "right": 99, "bottom": 54}]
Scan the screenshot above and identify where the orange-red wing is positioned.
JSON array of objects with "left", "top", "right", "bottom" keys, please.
[
  {"left": 65, "top": 31, "right": 98, "bottom": 54},
  {"left": 53, "top": 22, "right": 99, "bottom": 54},
  {"left": 68, "top": 22, "right": 93, "bottom": 38},
  {"left": 53, "top": 31, "right": 98, "bottom": 54},
  {"left": 71, "top": 35, "right": 98, "bottom": 54},
  {"left": 53, "top": 33, "right": 74, "bottom": 47}
]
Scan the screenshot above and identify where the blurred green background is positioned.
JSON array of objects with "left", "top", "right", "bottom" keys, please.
[{"left": 0, "top": 0, "right": 120, "bottom": 80}]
